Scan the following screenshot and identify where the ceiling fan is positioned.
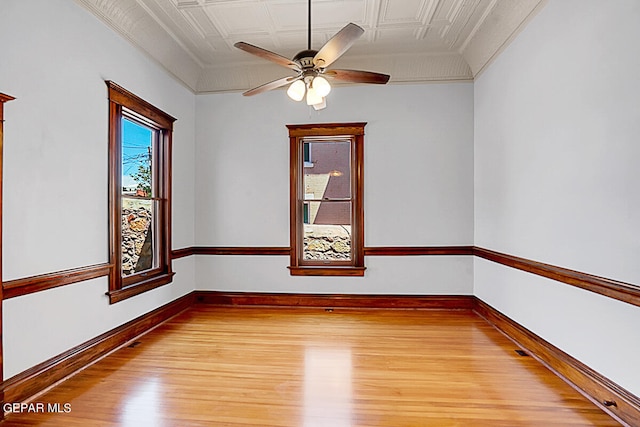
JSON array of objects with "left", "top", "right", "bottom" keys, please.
[{"left": 234, "top": 0, "right": 390, "bottom": 110}]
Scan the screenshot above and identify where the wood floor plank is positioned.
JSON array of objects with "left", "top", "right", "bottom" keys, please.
[{"left": 2, "top": 306, "right": 620, "bottom": 426}]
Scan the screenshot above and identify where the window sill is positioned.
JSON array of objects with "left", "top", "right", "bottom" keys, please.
[
  {"left": 288, "top": 266, "right": 365, "bottom": 277},
  {"left": 107, "top": 272, "right": 175, "bottom": 304}
]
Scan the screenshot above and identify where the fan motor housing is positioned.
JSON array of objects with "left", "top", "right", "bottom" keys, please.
[{"left": 293, "top": 49, "right": 318, "bottom": 69}]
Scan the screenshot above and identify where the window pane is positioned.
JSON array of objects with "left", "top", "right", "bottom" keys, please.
[
  {"left": 122, "top": 198, "right": 158, "bottom": 276},
  {"left": 303, "top": 201, "right": 352, "bottom": 261},
  {"left": 303, "top": 140, "right": 350, "bottom": 200},
  {"left": 303, "top": 202, "right": 310, "bottom": 224},
  {"left": 122, "top": 117, "right": 153, "bottom": 197},
  {"left": 303, "top": 142, "right": 311, "bottom": 163}
]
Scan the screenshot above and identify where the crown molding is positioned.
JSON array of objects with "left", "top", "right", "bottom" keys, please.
[
  {"left": 195, "top": 51, "right": 473, "bottom": 93},
  {"left": 74, "top": 0, "right": 202, "bottom": 91},
  {"left": 74, "top": 0, "right": 547, "bottom": 93},
  {"left": 461, "top": 0, "right": 548, "bottom": 77}
]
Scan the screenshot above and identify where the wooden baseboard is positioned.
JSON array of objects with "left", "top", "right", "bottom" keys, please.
[
  {"left": 474, "top": 299, "right": 640, "bottom": 427},
  {"left": 2, "top": 290, "right": 637, "bottom": 427},
  {"left": 194, "top": 290, "right": 476, "bottom": 309},
  {"left": 2, "top": 293, "right": 194, "bottom": 405}
]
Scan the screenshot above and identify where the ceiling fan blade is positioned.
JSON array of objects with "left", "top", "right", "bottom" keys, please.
[
  {"left": 234, "top": 42, "right": 300, "bottom": 71},
  {"left": 324, "top": 69, "right": 390, "bottom": 84},
  {"left": 242, "top": 76, "right": 300, "bottom": 97},
  {"left": 313, "top": 23, "right": 364, "bottom": 68}
]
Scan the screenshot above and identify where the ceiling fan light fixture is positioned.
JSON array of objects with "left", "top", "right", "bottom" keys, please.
[
  {"left": 312, "top": 97, "right": 326, "bottom": 111},
  {"left": 306, "top": 86, "right": 323, "bottom": 106},
  {"left": 234, "top": 0, "right": 389, "bottom": 107},
  {"left": 312, "top": 76, "right": 331, "bottom": 97},
  {"left": 287, "top": 80, "right": 306, "bottom": 101}
]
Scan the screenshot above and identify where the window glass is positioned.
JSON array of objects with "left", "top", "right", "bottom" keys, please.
[
  {"left": 304, "top": 201, "right": 352, "bottom": 261},
  {"left": 303, "top": 140, "right": 351, "bottom": 200},
  {"left": 121, "top": 118, "right": 157, "bottom": 276}
]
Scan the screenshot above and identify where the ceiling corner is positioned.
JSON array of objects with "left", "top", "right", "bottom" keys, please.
[
  {"left": 460, "top": 0, "right": 548, "bottom": 78},
  {"left": 74, "top": 0, "right": 203, "bottom": 92}
]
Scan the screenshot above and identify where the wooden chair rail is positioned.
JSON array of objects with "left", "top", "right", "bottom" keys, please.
[
  {"left": 5, "top": 246, "right": 639, "bottom": 309},
  {"left": 2, "top": 263, "right": 112, "bottom": 300}
]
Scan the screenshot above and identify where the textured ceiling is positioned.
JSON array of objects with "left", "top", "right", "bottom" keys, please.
[{"left": 75, "top": 0, "right": 546, "bottom": 93}]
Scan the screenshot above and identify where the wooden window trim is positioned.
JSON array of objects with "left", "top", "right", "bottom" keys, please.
[
  {"left": 106, "top": 81, "right": 175, "bottom": 303},
  {"left": 287, "top": 123, "right": 366, "bottom": 277},
  {"left": 1, "top": 93, "right": 16, "bottom": 412}
]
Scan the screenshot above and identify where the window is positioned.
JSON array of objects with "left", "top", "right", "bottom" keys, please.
[
  {"left": 106, "top": 81, "right": 175, "bottom": 303},
  {"left": 287, "top": 123, "right": 365, "bottom": 276}
]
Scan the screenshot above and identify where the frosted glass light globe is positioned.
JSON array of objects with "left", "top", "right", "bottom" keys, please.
[
  {"left": 287, "top": 80, "right": 305, "bottom": 102},
  {"left": 312, "top": 76, "right": 331, "bottom": 97},
  {"left": 306, "top": 87, "right": 323, "bottom": 106}
]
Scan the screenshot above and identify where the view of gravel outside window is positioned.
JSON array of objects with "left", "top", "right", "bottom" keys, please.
[
  {"left": 303, "top": 224, "right": 351, "bottom": 260},
  {"left": 122, "top": 199, "right": 154, "bottom": 275}
]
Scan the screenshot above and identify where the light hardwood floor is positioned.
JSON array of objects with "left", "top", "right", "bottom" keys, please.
[{"left": 2, "top": 306, "right": 619, "bottom": 426}]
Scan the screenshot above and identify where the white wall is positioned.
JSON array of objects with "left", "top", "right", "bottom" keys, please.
[
  {"left": 474, "top": 0, "right": 640, "bottom": 395},
  {"left": 8, "top": 0, "right": 638, "bottom": 402},
  {"left": 195, "top": 83, "right": 474, "bottom": 294},
  {"left": 1, "top": 0, "right": 196, "bottom": 378}
]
